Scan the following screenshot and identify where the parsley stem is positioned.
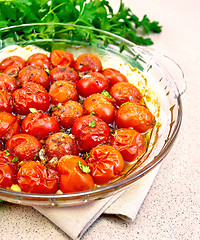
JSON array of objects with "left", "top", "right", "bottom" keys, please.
[{"left": 41, "top": 2, "right": 67, "bottom": 21}]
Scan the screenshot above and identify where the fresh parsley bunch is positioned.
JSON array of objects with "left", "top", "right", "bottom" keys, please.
[{"left": 0, "top": 0, "right": 162, "bottom": 45}]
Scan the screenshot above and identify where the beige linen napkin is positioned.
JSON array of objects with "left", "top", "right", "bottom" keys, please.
[{"left": 34, "top": 165, "right": 160, "bottom": 240}]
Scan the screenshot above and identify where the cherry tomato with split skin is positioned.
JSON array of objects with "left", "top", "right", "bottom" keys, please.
[
  {"left": 86, "top": 145, "right": 124, "bottom": 185},
  {"left": 5, "top": 133, "right": 42, "bottom": 162},
  {"left": 45, "top": 132, "right": 79, "bottom": 160},
  {"left": 18, "top": 65, "right": 50, "bottom": 89},
  {"left": 49, "top": 80, "right": 78, "bottom": 105},
  {"left": 76, "top": 72, "right": 109, "bottom": 98},
  {"left": 83, "top": 93, "right": 116, "bottom": 124},
  {"left": 50, "top": 50, "right": 74, "bottom": 68},
  {"left": 52, "top": 100, "right": 84, "bottom": 129},
  {"left": 71, "top": 115, "right": 110, "bottom": 152},
  {"left": 0, "top": 151, "right": 18, "bottom": 188},
  {"left": 0, "top": 56, "right": 26, "bottom": 76},
  {"left": 0, "top": 73, "right": 18, "bottom": 93},
  {"left": 50, "top": 66, "right": 79, "bottom": 84},
  {"left": 116, "top": 102, "right": 155, "bottom": 133},
  {"left": 27, "top": 53, "right": 51, "bottom": 69},
  {"left": 110, "top": 128, "right": 146, "bottom": 163},
  {"left": 0, "top": 90, "right": 13, "bottom": 113},
  {"left": 12, "top": 82, "right": 50, "bottom": 115},
  {"left": 17, "top": 161, "right": 59, "bottom": 193},
  {"left": 102, "top": 68, "right": 128, "bottom": 86},
  {"left": 57, "top": 155, "right": 94, "bottom": 193},
  {"left": 21, "top": 111, "right": 60, "bottom": 140},
  {"left": 0, "top": 112, "right": 20, "bottom": 142},
  {"left": 74, "top": 52, "right": 102, "bottom": 73},
  {"left": 110, "top": 82, "right": 142, "bottom": 106}
]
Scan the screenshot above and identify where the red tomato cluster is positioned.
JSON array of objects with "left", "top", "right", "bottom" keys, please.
[{"left": 0, "top": 50, "right": 155, "bottom": 194}]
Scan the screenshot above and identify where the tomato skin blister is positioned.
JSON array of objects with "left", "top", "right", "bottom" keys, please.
[{"left": 0, "top": 48, "right": 155, "bottom": 194}]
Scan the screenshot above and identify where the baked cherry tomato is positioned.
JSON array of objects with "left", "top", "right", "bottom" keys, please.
[
  {"left": 74, "top": 53, "right": 102, "bottom": 73},
  {"left": 76, "top": 72, "right": 109, "bottom": 98},
  {"left": 83, "top": 93, "right": 116, "bottom": 124},
  {"left": 0, "top": 90, "right": 13, "bottom": 113},
  {"left": 110, "top": 128, "right": 146, "bottom": 162},
  {"left": 12, "top": 82, "right": 50, "bottom": 115},
  {"left": 102, "top": 68, "right": 128, "bottom": 86},
  {"left": 57, "top": 155, "right": 94, "bottom": 193},
  {"left": 86, "top": 145, "right": 124, "bottom": 185},
  {"left": 0, "top": 73, "right": 18, "bottom": 93},
  {"left": 17, "top": 161, "right": 59, "bottom": 193},
  {"left": 21, "top": 111, "right": 60, "bottom": 140},
  {"left": 49, "top": 66, "right": 79, "bottom": 84},
  {"left": 0, "top": 151, "right": 18, "bottom": 188},
  {"left": 27, "top": 53, "right": 51, "bottom": 69},
  {"left": 49, "top": 80, "right": 78, "bottom": 105},
  {"left": 0, "top": 56, "right": 26, "bottom": 76},
  {"left": 18, "top": 65, "right": 50, "bottom": 89},
  {"left": 116, "top": 102, "right": 155, "bottom": 133},
  {"left": 52, "top": 101, "right": 84, "bottom": 129},
  {"left": 0, "top": 112, "right": 20, "bottom": 142},
  {"left": 5, "top": 133, "right": 42, "bottom": 161},
  {"left": 50, "top": 50, "right": 74, "bottom": 68},
  {"left": 110, "top": 82, "right": 142, "bottom": 106},
  {"left": 45, "top": 132, "right": 79, "bottom": 159},
  {"left": 71, "top": 115, "right": 110, "bottom": 152}
]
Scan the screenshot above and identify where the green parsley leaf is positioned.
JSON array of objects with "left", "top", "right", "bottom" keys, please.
[
  {"left": 4, "top": 149, "right": 10, "bottom": 156},
  {"left": 86, "top": 152, "right": 90, "bottom": 159},
  {"left": 89, "top": 120, "right": 96, "bottom": 128},
  {"left": 29, "top": 108, "right": 38, "bottom": 113},
  {"left": 101, "top": 89, "right": 112, "bottom": 98},
  {"left": 78, "top": 161, "right": 91, "bottom": 174},
  {"left": 12, "top": 157, "right": 19, "bottom": 163}
]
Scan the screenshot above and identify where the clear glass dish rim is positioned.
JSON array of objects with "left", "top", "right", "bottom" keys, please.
[{"left": 0, "top": 23, "right": 183, "bottom": 201}]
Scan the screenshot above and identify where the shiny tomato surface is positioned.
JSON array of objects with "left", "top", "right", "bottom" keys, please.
[
  {"left": 71, "top": 115, "right": 110, "bottom": 152},
  {"left": 50, "top": 66, "right": 79, "bottom": 84},
  {"left": 21, "top": 112, "right": 60, "bottom": 140},
  {"left": 110, "top": 128, "right": 146, "bottom": 162},
  {"left": 17, "top": 161, "right": 59, "bottom": 193},
  {"left": 0, "top": 90, "right": 13, "bottom": 113},
  {"left": 102, "top": 68, "right": 128, "bottom": 86},
  {"left": 50, "top": 50, "right": 74, "bottom": 68},
  {"left": 57, "top": 155, "right": 94, "bottom": 193},
  {"left": 27, "top": 53, "right": 51, "bottom": 69},
  {"left": 0, "top": 73, "right": 18, "bottom": 93},
  {"left": 0, "top": 56, "right": 26, "bottom": 76},
  {"left": 86, "top": 145, "right": 124, "bottom": 185}
]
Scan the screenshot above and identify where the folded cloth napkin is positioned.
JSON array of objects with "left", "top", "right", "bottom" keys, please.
[{"left": 34, "top": 165, "right": 160, "bottom": 240}]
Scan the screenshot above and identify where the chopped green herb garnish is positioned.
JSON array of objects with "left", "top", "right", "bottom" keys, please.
[
  {"left": 78, "top": 161, "right": 91, "bottom": 174},
  {"left": 101, "top": 90, "right": 112, "bottom": 98},
  {"left": 121, "top": 101, "right": 133, "bottom": 107},
  {"left": 29, "top": 108, "right": 38, "bottom": 113},
  {"left": 12, "top": 157, "right": 19, "bottom": 163},
  {"left": 34, "top": 151, "right": 39, "bottom": 160},
  {"left": 89, "top": 120, "right": 96, "bottom": 128},
  {"left": 86, "top": 152, "right": 90, "bottom": 159},
  {"left": 4, "top": 149, "right": 10, "bottom": 156},
  {"left": 90, "top": 112, "right": 96, "bottom": 115}
]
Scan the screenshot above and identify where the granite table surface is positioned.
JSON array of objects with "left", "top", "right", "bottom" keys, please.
[{"left": 0, "top": 0, "right": 199, "bottom": 239}]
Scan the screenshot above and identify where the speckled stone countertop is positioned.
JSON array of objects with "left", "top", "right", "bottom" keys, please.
[{"left": 0, "top": 0, "right": 200, "bottom": 239}]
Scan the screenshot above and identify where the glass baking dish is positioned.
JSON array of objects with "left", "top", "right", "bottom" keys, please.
[{"left": 0, "top": 23, "right": 186, "bottom": 206}]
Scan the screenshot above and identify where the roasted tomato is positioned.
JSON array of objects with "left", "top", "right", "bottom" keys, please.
[
  {"left": 0, "top": 73, "right": 18, "bottom": 93},
  {"left": 71, "top": 115, "right": 110, "bottom": 152},
  {"left": 0, "top": 151, "right": 18, "bottom": 188},
  {"left": 110, "top": 128, "right": 146, "bottom": 162},
  {"left": 116, "top": 102, "right": 155, "bottom": 133},
  {"left": 49, "top": 66, "right": 79, "bottom": 84},
  {"left": 110, "top": 82, "right": 142, "bottom": 106},
  {"left": 0, "top": 112, "right": 20, "bottom": 142},
  {"left": 76, "top": 72, "right": 109, "bottom": 98},
  {"left": 18, "top": 65, "right": 50, "bottom": 89},
  {"left": 57, "top": 155, "right": 94, "bottom": 193},
  {"left": 102, "top": 68, "right": 128, "bottom": 86},
  {"left": 0, "top": 90, "right": 13, "bottom": 113},
  {"left": 83, "top": 93, "right": 116, "bottom": 124},
  {"left": 27, "top": 53, "right": 51, "bottom": 69},
  {"left": 21, "top": 112, "right": 60, "bottom": 140},
  {"left": 74, "top": 53, "right": 102, "bottom": 73},
  {"left": 5, "top": 133, "right": 42, "bottom": 161},
  {"left": 17, "top": 161, "right": 59, "bottom": 193},
  {"left": 50, "top": 50, "right": 74, "bottom": 68},
  {"left": 86, "top": 145, "right": 124, "bottom": 185},
  {"left": 49, "top": 80, "right": 78, "bottom": 105},
  {"left": 45, "top": 132, "right": 79, "bottom": 159},
  {"left": 12, "top": 82, "right": 50, "bottom": 115},
  {"left": 52, "top": 101, "right": 84, "bottom": 129},
  {"left": 0, "top": 56, "right": 26, "bottom": 76}
]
